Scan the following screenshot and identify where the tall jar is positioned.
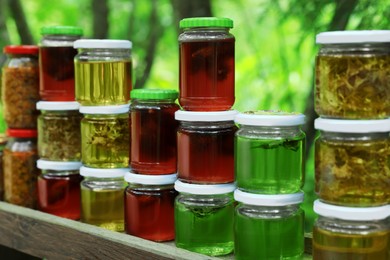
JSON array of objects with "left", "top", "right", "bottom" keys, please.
[
  {"left": 313, "top": 200, "right": 390, "bottom": 260},
  {"left": 2, "top": 45, "right": 39, "bottom": 128},
  {"left": 80, "top": 105, "right": 130, "bottom": 168},
  {"left": 39, "top": 26, "right": 83, "bottom": 101},
  {"left": 37, "top": 159, "right": 82, "bottom": 220},
  {"left": 315, "top": 31, "right": 390, "bottom": 119},
  {"left": 80, "top": 166, "right": 128, "bottom": 232},
  {"left": 175, "top": 110, "right": 237, "bottom": 184},
  {"left": 37, "top": 101, "right": 82, "bottom": 161},
  {"left": 179, "top": 17, "right": 235, "bottom": 111},
  {"left": 315, "top": 118, "right": 390, "bottom": 206},
  {"left": 235, "top": 111, "right": 306, "bottom": 194},
  {"left": 3, "top": 129, "right": 39, "bottom": 208},
  {"left": 73, "top": 39, "right": 132, "bottom": 106},
  {"left": 130, "top": 89, "right": 179, "bottom": 174}
]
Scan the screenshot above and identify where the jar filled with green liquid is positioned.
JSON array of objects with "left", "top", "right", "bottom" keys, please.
[
  {"left": 235, "top": 111, "right": 305, "bottom": 194},
  {"left": 313, "top": 200, "right": 390, "bottom": 260},
  {"left": 80, "top": 166, "right": 128, "bottom": 232},
  {"left": 234, "top": 190, "right": 305, "bottom": 260},
  {"left": 174, "top": 180, "right": 235, "bottom": 256}
]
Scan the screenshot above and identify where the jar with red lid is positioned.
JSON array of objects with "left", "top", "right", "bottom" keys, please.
[{"left": 2, "top": 45, "right": 40, "bottom": 128}]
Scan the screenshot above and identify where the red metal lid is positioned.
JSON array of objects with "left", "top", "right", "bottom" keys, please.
[
  {"left": 3, "top": 45, "right": 39, "bottom": 55},
  {"left": 6, "top": 129, "right": 38, "bottom": 138}
]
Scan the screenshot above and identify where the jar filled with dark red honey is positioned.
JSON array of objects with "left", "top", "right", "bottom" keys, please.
[
  {"left": 130, "top": 89, "right": 179, "bottom": 174},
  {"left": 179, "top": 17, "right": 235, "bottom": 111}
]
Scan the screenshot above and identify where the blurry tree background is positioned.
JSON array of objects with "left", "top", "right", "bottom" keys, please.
[{"left": 0, "top": 0, "right": 389, "bottom": 231}]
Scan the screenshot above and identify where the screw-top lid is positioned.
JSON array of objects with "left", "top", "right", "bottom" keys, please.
[
  {"left": 314, "top": 118, "right": 390, "bottom": 133},
  {"left": 235, "top": 110, "right": 305, "bottom": 126},
  {"left": 37, "top": 159, "right": 82, "bottom": 170},
  {"left": 80, "top": 166, "right": 129, "bottom": 178},
  {"left": 174, "top": 180, "right": 236, "bottom": 195},
  {"left": 79, "top": 104, "right": 130, "bottom": 115},
  {"left": 316, "top": 30, "right": 390, "bottom": 44},
  {"left": 234, "top": 190, "right": 304, "bottom": 206},
  {"left": 73, "top": 39, "right": 132, "bottom": 49},
  {"left": 6, "top": 129, "right": 37, "bottom": 138},
  {"left": 37, "top": 101, "right": 80, "bottom": 111},
  {"left": 41, "top": 26, "right": 83, "bottom": 36},
  {"left": 3, "top": 45, "right": 39, "bottom": 55},
  {"left": 314, "top": 200, "right": 390, "bottom": 221},
  {"left": 180, "top": 17, "right": 233, "bottom": 29},
  {"left": 125, "top": 172, "right": 177, "bottom": 185},
  {"left": 130, "top": 89, "right": 178, "bottom": 100},
  {"left": 175, "top": 110, "right": 238, "bottom": 122}
]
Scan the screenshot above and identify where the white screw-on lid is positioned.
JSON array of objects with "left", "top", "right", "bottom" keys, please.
[
  {"left": 234, "top": 190, "right": 304, "bottom": 206},
  {"left": 37, "top": 159, "right": 82, "bottom": 170},
  {"left": 79, "top": 104, "right": 130, "bottom": 115},
  {"left": 235, "top": 111, "right": 305, "bottom": 126},
  {"left": 314, "top": 200, "right": 390, "bottom": 221},
  {"left": 124, "top": 172, "right": 177, "bottom": 185},
  {"left": 36, "top": 101, "right": 80, "bottom": 111},
  {"left": 174, "top": 180, "right": 236, "bottom": 195},
  {"left": 175, "top": 110, "right": 238, "bottom": 122},
  {"left": 316, "top": 30, "right": 390, "bottom": 44},
  {"left": 80, "top": 166, "right": 129, "bottom": 178},
  {"left": 74, "top": 39, "right": 132, "bottom": 49},
  {"left": 314, "top": 118, "right": 390, "bottom": 133}
]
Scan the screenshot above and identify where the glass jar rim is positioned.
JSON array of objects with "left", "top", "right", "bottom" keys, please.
[
  {"left": 316, "top": 30, "right": 390, "bottom": 44},
  {"left": 125, "top": 171, "right": 177, "bottom": 185},
  {"left": 37, "top": 159, "right": 82, "bottom": 170},
  {"left": 234, "top": 190, "right": 304, "bottom": 206},
  {"left": 315, "top": 118, "right": 390, "bottom": 133}
]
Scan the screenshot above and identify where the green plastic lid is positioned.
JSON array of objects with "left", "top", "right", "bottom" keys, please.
[
  {"left": 180, "top": 17, "right": 233, "bottom": 29},
  {"left": 41, "top": 26, "right": 83, "bottom": 36},
  {"left": 131, "top": 89, "right": 178, "bottom": 100}
]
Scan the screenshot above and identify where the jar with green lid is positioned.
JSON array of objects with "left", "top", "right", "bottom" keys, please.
[
  {"left": 313, "top": 200, "right": 390, "bottom": 260},
  {"left": 130, "top": 89, "right": 179, "bottom": 174},
  {"left": 315, "top": 118, "right": 390, "bottom": 206},
  {"left": 315, "top": 30, "right": 390, "bottom": 119},
  {"left": 80, "top": 105, "right": 130, "bottom": 168},
  {"left": 74, "top": 39, "right": 132, "bottom": 106},
  {"left": 37, "top": 101, "right": 82, "bottom": 161},
  {"left": 234, "top": 190, "right": 305, "bottom": 260},
  {"left": 39, "top": 26, "right": 83, "bottom": 101}
]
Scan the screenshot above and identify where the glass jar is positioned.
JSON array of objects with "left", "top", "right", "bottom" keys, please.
[
  {"left": 313, "top": 200, "right": 390, "bottom": 260},
  {"left": 2, "top": 45, "right": 40, "bottom": 128},
  {"left": 37, "top": 101, "right": 82, "bottom": 161},
  {"left": 315, "top": 31, "right": 390, "bottom": 119},
  {"left": 174, "top": 180, "right": 235, "bottom": 256},
  {"left": 3, "top": 129, "right": 39, "bottom": 208},
  {"left": 234, "top": 190, "right": 305, "bottom": 260},
  {"left": 73, "top": 39, "right": 132, "bottom": 106},
  {"left": 37, "top": 159, "right": 82, "bottom": 219},
  {"left": 124, "top": 172, "right": 177, "bottom": 241},
  {"left": 235, "top": 111, "right": 306, "bottom": 194},
  {"left": 80, "top": 105, "right": 130, "bottom": 168},
  {"left": 315, "top": 118, "right": 390, "bottom": 206},
  {"left": 0, "top": 135, "right": 7, "bottom": 200},
  {"left": 179, "top": 17, "right": 235, "bottom": 111},
  {"left": 80, "top": 166, "right": 128, "bottom": 231},
  {"left": 39, "top": 26, "right": 82, "bottom": 101},
  {"left": 175, "top": 110, "right": 237, "bottom": 184},
  {"left": 130, "top": 89, "right": 179, "bottom": 174}
]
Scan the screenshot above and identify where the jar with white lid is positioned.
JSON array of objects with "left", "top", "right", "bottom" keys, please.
[
  {"left": 174, "top": 180, "right": 235, "bottom": 256},
  {"left": 315, "top": 118, "right": 390, "bottom": 206},
  {"left": 315, "top": 30, "right": 390, "bottom": 119},
  {"left": 313, "top": 200, "right": 390, "bottom": 260},
  {"left": 234, "top": 190, "right": 305, "bottom": 260}
]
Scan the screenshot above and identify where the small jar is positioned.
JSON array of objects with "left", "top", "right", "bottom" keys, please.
[
  {"left": 80, "top": 166, "right": 128, "bottom": 231},
  {"left": 234, "top": 190, "right": 305, "bottom": 260},
  {"left": 315, "top": 118, "right": 390, "bottom": 206},
  {"left": 313, "top": 200, "right": 390, "bottom": 259},
  {"left": 2, "top": 45, "right": 40, "bottom": 128},
  {"left": 80, "top": 105, "right": 130, "bottom": 168},
  {"left": 39, "top": 26, "right": 83, "bottom": 101},
  {"left": 235, "top": 111, "right": 306, "bottom": 194},
  {"left": 175, "top": 110, "right": 237, "bottom": 184},
  {"left": 37, "top": 101, "right": 82, "bottom": 161},
  {"left": 3, "top": 129, "right": 39, "bottom": 208},
  {"left": 124, "top": 172, "right": 177, "bottom": 241},
  {"left": 0, "top": 135, "right": 7, "bottom": 200},
  {"left": 315, "top": 31, "right": 390, "bottom": 119},
  {"left": 174, "top": 180, "right": 235, "bottom": 256},
  {"left": 73, "top": 39, "right": 132, "bottom": 106},
  {"left": 179, "top": 17, "right": 235, "bottom": 111},
  {"left": 37, "top": 159, "right": 82, "bottom": 220},
  {"left": 130, "top": 89, "right": 179, "bottom": 174}
]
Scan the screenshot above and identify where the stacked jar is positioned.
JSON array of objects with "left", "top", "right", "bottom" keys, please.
[
  {"left": 174, "top": 17, "right": 237, "bottom": 256},
  {"left": 73, "top": 39, "right": 132, "bottom": 232},
  {"left": 313, "top": 30, "right": 390, "bottom": 259}
]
